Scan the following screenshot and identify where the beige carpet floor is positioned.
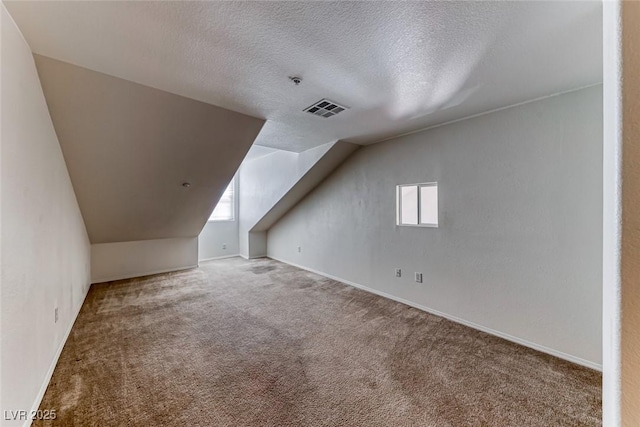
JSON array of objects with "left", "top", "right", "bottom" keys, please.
[{"left": 36, "top": 257, "right": 601, "bottom": 426}]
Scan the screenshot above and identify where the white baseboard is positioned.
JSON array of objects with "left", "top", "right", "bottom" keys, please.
[
  {"left": 24, "top": 281, "right": 91, "bottom": 427},
  {"left": 199, "top": 254, "right": 240, "bottom": 263},
  {"left": 268, "top": 256, "right": 603, "bottom": 372},
  {"left": 91, "top": 265, "right": 198, "bottom": 284},
  {"left": 238, "top": 254, "right": 266, "bottom": 260}
]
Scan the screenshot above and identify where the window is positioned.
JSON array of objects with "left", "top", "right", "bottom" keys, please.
[
  {"left": 209, "top": 179, "right": 235, "bottom": 221},
  {"left": 397, "top": 182, "right": 438, "bottom": 227}
]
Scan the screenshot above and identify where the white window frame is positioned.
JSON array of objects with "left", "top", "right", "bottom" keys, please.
[
  {"left": 396, "top": 182, "right": 438, "bottom": 228},
  {"left": 208, "top": 178, "right": 235, "bottom": 222}
]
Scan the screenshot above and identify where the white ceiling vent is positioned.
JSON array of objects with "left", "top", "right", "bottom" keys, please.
[{"left": 303, "top": 99, "right": 349, "bottom": 118}]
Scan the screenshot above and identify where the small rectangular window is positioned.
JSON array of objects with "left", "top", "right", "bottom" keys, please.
[
  {"left": 397, "top": 182, "right": 438, "bottom": 227},
  {"left": 419, "top": 184, "right": 438, "bottom": 226},
  {"left": 400, "top": 185, "right": 419, "bottom": 225},
  {"left": 209, "top": 178, "right": 235, "bottom": 221}
]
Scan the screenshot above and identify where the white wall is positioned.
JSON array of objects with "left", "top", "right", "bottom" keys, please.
[
  {"left": 602, "top": 1, "right": 623, "bottom": 424},
  {"left": 239, "top": 150, "right": 296, "bottom": 258},
  {"left": 198, "top": 176, "right": 239, "bottom": 261},
  {"left": 1, "top": 5, "right": 91, "bottom": 425},
  {"left": 268, "top": 86, "right": 603, "bottom": 368},
  {"left": 238, "top": 142, "right": 357, "bottom": 258},
  {"left": 251, "top": 142, "right": 359, "bottom": 233},
  {"left": 91, "top": 238, "right": 198, "bottom": 283},
  {"left": 198, "top": 223, "right": 239, "bottom": 261},
  {"left": 238, "top": 146, "right": 331, "bottom": 258}
]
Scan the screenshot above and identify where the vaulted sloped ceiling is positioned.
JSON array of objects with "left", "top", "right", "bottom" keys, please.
[
  {"left": 250, "top": 141, "right": 360, "bottom": 232},
  {"left": 35, "top": 55, "right": 265, "bottom": 244},
  {"left": 7, "top": 1, "right": 602, "bottom": 246}
]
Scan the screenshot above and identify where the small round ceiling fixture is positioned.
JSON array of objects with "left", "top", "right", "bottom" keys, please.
[
  {"left": 182, "top": 182, "right": 191, "bottom": 188},
  {"left": 289, "top": 76, "right": 302, "bottom": 86}
]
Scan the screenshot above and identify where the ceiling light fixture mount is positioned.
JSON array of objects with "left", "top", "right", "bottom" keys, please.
[{"left": 289, "top": 76, "right": 302, "bottom": 86}]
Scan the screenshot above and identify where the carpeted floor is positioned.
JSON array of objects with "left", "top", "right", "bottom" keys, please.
[{"left": 36, "top": 257, "right": 601, "bottom": 426}]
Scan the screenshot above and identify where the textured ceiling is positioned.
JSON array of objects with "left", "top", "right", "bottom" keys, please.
[{"left": 6, "top": 1, "right": 602, "bottom": 151}]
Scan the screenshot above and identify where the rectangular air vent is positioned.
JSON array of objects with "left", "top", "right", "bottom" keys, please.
[{"left": 303, "top": 99, "right": 349, "bottom": 118}]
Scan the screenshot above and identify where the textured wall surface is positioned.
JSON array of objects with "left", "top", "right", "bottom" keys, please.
[
  {"left": 238, "top": 143, "right": 335, "bottom": 258},
  {"left": 240, "top": 150, "right": 300, "bottom": 258},
  {"left": 199, "top": 177, "right": 240, "bottom": 261},
  {"left": 91, "top": 238, "right": 198, "bottom": 283},
  {"left": 198, "top": 221, "right": 239, "bottom": 261},
  {"left": 268, "top": 86, "right": 603, "bottom": 368},
  {"left": 238, "top": 141, "right": 358, "bottom": 258},
  {"left": 602, "top": 2, "right": 623, "bottom": 425},
  {"left": 252, "top": 142, "right": 359, "bottom": 233},
  {"left": 1, "top": 6, "right": 91, "bottom": 424}
]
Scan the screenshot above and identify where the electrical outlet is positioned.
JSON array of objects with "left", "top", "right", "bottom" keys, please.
[
  {"left": 54, "top": 307, "right": 59, "bottom": 323},
  {"left": 222, "top": 243, "right": 227, "bottom": 250},
  {"left": 415, "top": 273, "right": 423, "bottom": 283},
  {"left": 297, "top": 246, "right": 302, "bottom": 253},
  {"left": 395, "top": 268, "right": 402, "bottom": 278}
]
